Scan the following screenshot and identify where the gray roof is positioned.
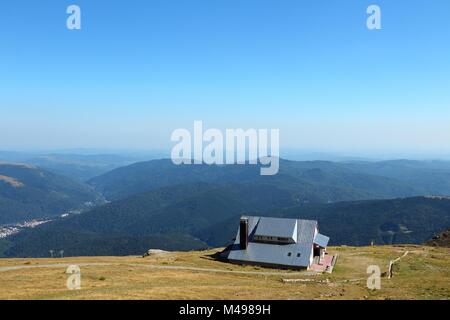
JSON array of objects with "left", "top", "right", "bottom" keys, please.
[
  {"left": 314, "top": 233, "right": 330, "bottom": 248},
  {"left": 254, "top": 217, "right": 297, "bottom": 241},
  {"left": 227, "top": 216, "right": 320, "bottom": 268}
]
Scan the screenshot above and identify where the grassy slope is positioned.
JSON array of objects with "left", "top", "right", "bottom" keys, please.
[{"left": 0, "top": 245, "right": 448, "bottom": 300}]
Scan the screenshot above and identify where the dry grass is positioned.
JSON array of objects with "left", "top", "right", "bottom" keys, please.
[{"left": 0, "top": 245, "right": 448, "bottom": 300}]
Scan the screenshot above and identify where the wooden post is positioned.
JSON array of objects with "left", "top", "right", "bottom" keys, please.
[{"left": 388, "top": 260, "right": 394, "bottom": 279}]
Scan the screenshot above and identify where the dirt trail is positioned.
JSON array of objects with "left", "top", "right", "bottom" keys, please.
[
  {"left": 0, "top": 262, "right": 317, "bottom": 277},
  {"left": 0, "top": 263, "right": 112, "bottom": 272},
  {"left": 392, "top": 251, "right": 409, "bottom": 263}
]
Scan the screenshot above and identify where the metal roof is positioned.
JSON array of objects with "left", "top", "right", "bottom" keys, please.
[
  {"left": 253, "top": 217, "right": 297, "bottom": 241},
  {"left": 314, "top": 233, "right": 330, "bottom": 248},
  {"left": 227, "top": 216, "right": 322, "bottom": 268}
]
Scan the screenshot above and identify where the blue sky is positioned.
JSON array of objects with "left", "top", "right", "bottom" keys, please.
[{"left": 0, "top": 0, "right": 449, "bottom": 157}]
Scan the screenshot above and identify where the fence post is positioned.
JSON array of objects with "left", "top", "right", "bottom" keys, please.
[{"left": 388, "top": 260, "right": 394, "bottom": 279}]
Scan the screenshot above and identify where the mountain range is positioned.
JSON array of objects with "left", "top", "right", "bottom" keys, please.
[
  {"left": 1, "top": 157, "right": 450, "bottom": 257},
  {"left": 88, "top": 158, "right": 450, "bottom": 201}
]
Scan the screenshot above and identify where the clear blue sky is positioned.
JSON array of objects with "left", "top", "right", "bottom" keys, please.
[{"left": 0, "top": 0, "right": 449, "bottom": 157}]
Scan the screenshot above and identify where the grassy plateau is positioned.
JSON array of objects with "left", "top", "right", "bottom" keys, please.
[{"left": 0, "top": 245, "right": 448, "bottom": 300}]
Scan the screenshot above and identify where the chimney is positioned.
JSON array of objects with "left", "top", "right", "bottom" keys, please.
[{"left": 239, "top": 218, "right": 248, "bottom": 250}]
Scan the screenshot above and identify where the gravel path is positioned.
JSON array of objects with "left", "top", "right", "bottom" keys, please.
[
  {"left": 0, "top": 262, "right": 317, "bottom": 277},
  {"left": 0, "top": 263, "right": 112, "bottom": 272}
]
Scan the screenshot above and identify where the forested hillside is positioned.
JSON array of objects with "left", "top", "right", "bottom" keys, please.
[
  {"left": 5, "top": 190, "right": 450, "bottom": 257},
  {"left": 87, "top": 159, "right": 435, "bottom": 201},
  {"left": 3, "top": 159, "right": 450, "bottom": 257},
  {"left": 0, "top": 163, "right": 101, "bottom": 224}
]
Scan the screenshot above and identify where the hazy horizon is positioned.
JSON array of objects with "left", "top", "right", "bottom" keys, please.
[{"left": 2, "top": 147, "right": 450, "bottom": 162}]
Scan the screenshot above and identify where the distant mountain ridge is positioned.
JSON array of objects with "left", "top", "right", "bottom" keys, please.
[
  {"left": 87, "top": 158, "right": 450, "bottom": 202},
  {"left": 26, "top": 154, "right": 138, "bottom": 182},
  {"left": 0, "top": 151, "right": 166, "bottom": 182}
]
